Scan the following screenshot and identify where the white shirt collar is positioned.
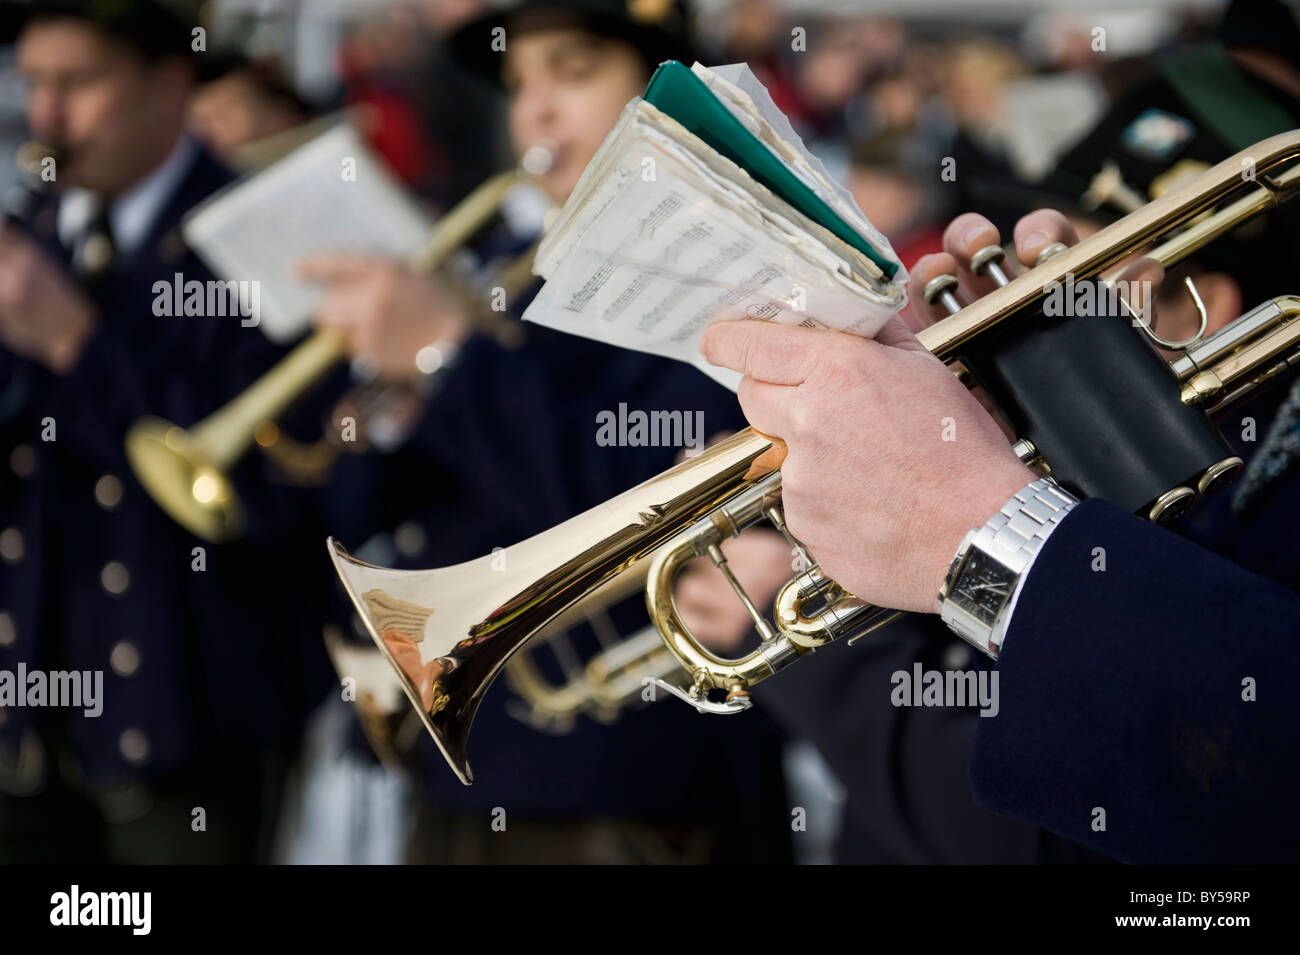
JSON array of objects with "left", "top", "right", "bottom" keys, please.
[{"left": 57, "top": 135, "right": 199, "bottom": 257}]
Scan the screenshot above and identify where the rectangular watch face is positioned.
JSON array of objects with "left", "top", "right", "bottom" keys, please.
[{"left": 954, "top": 548, "right": 1016, "bottom": 627}]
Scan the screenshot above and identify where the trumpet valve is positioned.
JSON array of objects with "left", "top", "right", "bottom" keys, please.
[
  {"left": 1034, "top": 242, "right": 1070, "bottom": 266},
  {"left": 923, "top": 274, "right": 962, "bottom": 316},
  {"left": 970, "top": 244, "right": 1011, "bottom": 287}
]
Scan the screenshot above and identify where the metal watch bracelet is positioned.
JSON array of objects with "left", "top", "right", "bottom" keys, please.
[{"left": 938, "top": 477, "right": 1080, "bottom": 659}]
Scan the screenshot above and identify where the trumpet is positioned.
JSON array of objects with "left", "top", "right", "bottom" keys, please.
[
  {"left": 125, "top": 168, "right": 534, "bottom": 542},
  {"left": 507, "top": 624, "right": 690, "bottom": 732},
  {"left": 329, "top": 131, "right": 1300, "bottom": 784},
  {"left": 5, "top": 141, "right": 60, "bottom": 225},
  {"left": 501, "top": 562, "right": 693, "bottom": 733}
]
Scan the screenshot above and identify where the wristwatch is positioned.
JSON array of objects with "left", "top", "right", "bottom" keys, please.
[{"left": 937, "top": 477, "right": 1080, "bottom": 659}]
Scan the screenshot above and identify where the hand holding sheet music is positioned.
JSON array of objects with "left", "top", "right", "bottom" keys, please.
[
  {"left": 523, "top": 61, "right": 909, "bottom": 390},
  {"left": 182, "top": 124, "right": 436, "bottom": 343}
]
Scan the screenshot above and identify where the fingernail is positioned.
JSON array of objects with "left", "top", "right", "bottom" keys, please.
[
  {"left": 962, "top": 221, "right": 989, "bottom": 248},
  {"left": 915, "top": 252, "right": 945, "bottom": 275},
  {"left": 1021, "top": 230, "right": 1049, "bottom": 252}
]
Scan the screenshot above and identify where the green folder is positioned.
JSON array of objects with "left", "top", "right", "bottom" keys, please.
[{"left": 643, "top": 60, "right": 899, "bottom": 280}]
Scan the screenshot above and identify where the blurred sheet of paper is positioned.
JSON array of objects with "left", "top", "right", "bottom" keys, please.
[
  {"left": 183, "top": 123, "right": 434, "bottom": 342},
  {"left": 1002, "top": 73, "right": 1107, "bottom": 183}
]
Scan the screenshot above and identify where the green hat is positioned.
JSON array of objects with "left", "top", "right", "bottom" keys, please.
[{"left": 445, "top": 0, "right": 697, "bottom": 87}]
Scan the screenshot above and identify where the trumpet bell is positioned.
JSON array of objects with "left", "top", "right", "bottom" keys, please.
[
  {"left": 125, "top": 416, "right": 243, "bottom": 542},
  {"left": 327, "top": 537, "right": 571, "bottom": 785}
]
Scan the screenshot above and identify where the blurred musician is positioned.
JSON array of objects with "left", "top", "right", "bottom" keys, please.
[
  {"left": 0, "top": 0, "right": 333, "bottom": 863},
  {"left": 187, "top": 52, "right": 315, "bottom": 171},
  {"left": 303, "top": 0, "right": 792, "bottom": 864}
]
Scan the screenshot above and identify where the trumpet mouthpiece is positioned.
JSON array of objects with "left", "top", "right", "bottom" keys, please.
[
  {"left": 520, "top": 144, "right": 554, "bottom": 177},
  {"left": 16, "top": 141, "right": 62, "bottom": 178}
]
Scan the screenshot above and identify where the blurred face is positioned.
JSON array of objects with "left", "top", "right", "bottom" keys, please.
[
  {"left": 17, "top": 19, "right": 193, "bottom": 195},
  {"left": 189, "top": 71, "right": 302, "bottom": 161},
  {"left": 188, "top": 73, "right": 262, "bottom": 159},
  {"left": 848, "top": 167, "right": 921, "bottom": 240},
  {"left": 503, "top": 25, "right": 647, "bottom": 202}
]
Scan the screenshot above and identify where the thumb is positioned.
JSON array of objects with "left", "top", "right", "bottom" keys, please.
[{"left": 873, "top": 314, "right": 929, "bottom": 354}]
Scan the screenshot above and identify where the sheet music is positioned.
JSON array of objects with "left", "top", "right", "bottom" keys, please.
[
  {"left": 183, "top": 124, "right": 435, "bottom": 342},
  {"left": 695, "top": 62, "right": 900, "bottom": 266},
  {"left": 524, "top": 72, "right": 908, "bottom": 391}
]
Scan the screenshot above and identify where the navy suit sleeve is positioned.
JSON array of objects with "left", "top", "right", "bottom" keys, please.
[
  {"left": 970, "top": 498, "right": 1300, "bottom": 863},
  {"left": 756, "top": 625, "right": 1107, "bottom": 863},
  {"left": 757, "top": 619, "right": 1111, "bottom": 863}
]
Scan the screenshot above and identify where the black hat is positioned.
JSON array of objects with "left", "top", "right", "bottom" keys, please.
[
  {"left": 0, "top": 0, "right": 200, "bottom": 61},
  {"left": 1218, "top": 0, "right": 1300, "bottom": 64},
  {"left": 445, "top": 0, "right": 697, "bottom": 87}
]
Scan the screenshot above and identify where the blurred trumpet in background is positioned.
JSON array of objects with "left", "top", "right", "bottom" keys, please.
[{"left": 124, "top": 165, "right": 538, "bottom": 542}]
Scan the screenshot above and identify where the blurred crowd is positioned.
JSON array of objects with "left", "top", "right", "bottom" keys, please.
[
  {"left": 169, "top": 1, "right": 1227, "bottom": 263},
  {"left": 0, "top": 0, "right": 1231, "bottom": 282}
]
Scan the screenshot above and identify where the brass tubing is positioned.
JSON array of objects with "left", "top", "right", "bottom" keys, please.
[
  {"left": 126, "top": 170, "right": 527, "bottom": 541},
  {"left": 917, "top": 132, "right": 1300, "bottom": 359}
]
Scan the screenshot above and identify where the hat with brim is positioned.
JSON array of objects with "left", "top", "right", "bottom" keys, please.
[
  {"left": 445, "top": 0, "right": 696, "bottom": 87},
  {"left": 1218, "top": 0, "right": 1300, "bottom": 65},
  {"left": 0, "top": 0, "right": 198, "bottom": 61}
]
